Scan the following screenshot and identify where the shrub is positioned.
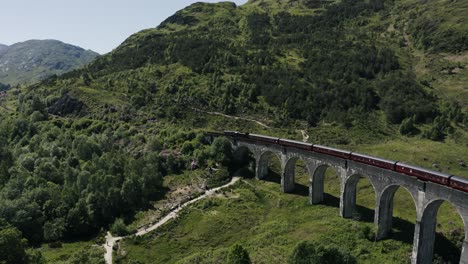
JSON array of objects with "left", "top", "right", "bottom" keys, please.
[
  {"left": 357, "top": 225, "right": 375, "bottom": 241},
  {"left": 423, "top": 116, "right": 452, "bottom": 141},
  {"left": 110, "top": 218, "right": 131, "bottom": 236},
  {"left": 226, "top": 243, "right": 251, "bottom": 264},
  {"left": 399, "top": 117, "right": 418, "bottom": 136},
  {"left": 288, "top": 241, "right": 356, "bottom": 264}
]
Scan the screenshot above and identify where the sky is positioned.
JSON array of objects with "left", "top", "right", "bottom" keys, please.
[{"left": 1, "top": 0, "right": 248, "bottom": 54}]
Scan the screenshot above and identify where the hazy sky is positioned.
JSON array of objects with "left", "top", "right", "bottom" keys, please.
[{"left": 1, "top": 0, "right": 248, "bottom": 54}]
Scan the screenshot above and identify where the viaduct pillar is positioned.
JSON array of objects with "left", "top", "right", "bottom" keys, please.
[
  {"left": 256, "top": 158, "right": 268, "bottom": 180},
  {"left": 340, "top": 171, "right": 355, "bottom": 219},
  {"left": 309, "top": 164, "right": 326, "bottom": 205},
  {"left": 375, "top": 186, "right": 398, "bottom": 240},
  {"left": 282, "top": 156, "right": 295, "bottom": 193}
]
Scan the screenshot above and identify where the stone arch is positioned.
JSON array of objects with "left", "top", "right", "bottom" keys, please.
[
  {"left": 414, "top": 199, "right": 467, "bottom": 264},
  {"left": 310, "top": 163, "right": 343, "bottom": 205},
  {"left": 376, "top": 185, "right": 418, "bottom": 240},
  {"left": 342, "top": 173, "right": 378, "bottom": 219},
  {"left": 283, "top": 156, "right": 311, "bottom": 194},
  {"left": 256, "top": 150, "right": 282, "bottom": 181},
  {"left": 232, "top": 145, "right": 256, "bottom": 177}
]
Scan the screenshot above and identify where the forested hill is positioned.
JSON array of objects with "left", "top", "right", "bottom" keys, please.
[
  {"left": 39, "top": 0, "right": 467, "bottom": 130},
  {"left": 0, "top": 0, "right": 467, "bottom": 259},
  {"left": 0, "top": 40, "right": 99, "bottom": 86}
]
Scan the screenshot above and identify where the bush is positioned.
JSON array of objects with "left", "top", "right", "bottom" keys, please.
[
  {"left": 226, "top": 243, "right": 251, "bottom": 264},
  {"left": 110, "top": 218, "right": 131, "bottom": 236},
  {"left": 30, "top": 111, "right": 46, "bottom": 122},
  {"left": 423, "top": 116, "right": 452, "bottom": 141},
  {"left": 399, "top": 117, "right": 418, "bottom": 136},
  {"left": 67, "top": 247, "right": 105, "bottom": 264},
  {"left": 357, "top": 225, "right": 375, "bottom": 241},
  {"left": 288, "top": 241, "right": 356, "bottom": 264}
]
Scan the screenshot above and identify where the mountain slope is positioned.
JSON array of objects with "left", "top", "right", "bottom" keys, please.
[
  {"left": 0, "top": 44, "right": 7, "bottom": 55},
  {"left": 0, "top": 0, "right": 467, "bottom": 262},
  {"left": 59, "top": 0, "right": 466, "bottom": 126},
  {"left": 0, "top": 40, "right": 99, "bottom": 85}
]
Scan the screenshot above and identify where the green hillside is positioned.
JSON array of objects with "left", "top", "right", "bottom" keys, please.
[
  {"left": 0, "top": 40, "right": 99, "bottom": 86},
  {"left": 0, "top": 0, "right": 467, "bottom": 263},
  {"left": 117, "top": 176, "right": 464, "bottom": 264}
]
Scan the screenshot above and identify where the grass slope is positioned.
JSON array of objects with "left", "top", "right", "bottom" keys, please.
[{"left": 116, "top": 166, "right": 464, "bottom": 263}]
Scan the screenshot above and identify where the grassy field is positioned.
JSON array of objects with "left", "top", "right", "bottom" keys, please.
[
  {"left": 352, "top": 137, "right": 468, "bottom": 178},
  {"left": 39, "top": 240, "right": 104, "bottom": 263},
  {"left": 115, "top": 161, "right": 464, "bottom": 264}
]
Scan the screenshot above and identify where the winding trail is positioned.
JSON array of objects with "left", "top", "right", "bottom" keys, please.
[
  {"left": 300, "top": 129, "right": 309, "bottom": 143},
  {"left": 103, "top": 177, "right": 241, "bottom": 264},
  {"left": 191, "top": 107, "right": 311, "bottom": 143},
  {"left": 190, "top": 107, "right": 270, "bottom": 128}
]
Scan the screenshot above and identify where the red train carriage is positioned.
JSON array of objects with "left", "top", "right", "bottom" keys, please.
[
  {"left": 248, "top": 133, "right": 280, "bottom": 144},
  {"left": 396, "top": 162, "right": 451, "bottom": 185},
  {"left": 221, "top": 131, "right": 467, "bottom": 193},
  {"left": 449, "top": 176, "right": 468, "bottom": 192},
  {"left": 313, "top": 145, "right": 351, "bottom": 159},
  {"left": 350, "top": 152, "right": 398, "bottom": 170},
  {"left": 278, "top": 139, "right": 313, "bottom": 151}
]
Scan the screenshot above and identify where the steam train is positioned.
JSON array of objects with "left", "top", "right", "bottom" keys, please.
[{"left": 223, "top": 131, "right": 468, "bottom": 193}]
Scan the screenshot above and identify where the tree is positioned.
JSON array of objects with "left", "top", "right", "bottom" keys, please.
[
  {"left": 43, "top": 218, "right": 66, "bottom": 242},
  {"left": 110, "top": 218, "right": 130, "bottom": 236},
  {"left": 226, "top": 243, "right": 251, "bottom": 264},
  {"left": 73, "top": 135, "right": 102, "bottom": 161},
  {"left": 423, "top": 116, "right": 452, "bottom": 141},
  {"left": 0, "top": 220, "right": 29, "bottom": 264},
  {"left": 288, "top": 241, "right": 356, "bottom": 264},
  {"left": 210, "top": 137, "right": 233, "bottom": 166}
]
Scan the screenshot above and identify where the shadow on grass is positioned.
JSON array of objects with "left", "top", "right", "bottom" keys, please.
[
  {"left": 323, "top": 193, "right": 340, "bottom": 208},
  {"left": 389, "top": 217, "right": 415, "bottom": 244},
  {"left": 388, "top": 218, "right": 461, "bottom": 262},
  {"left": 263, "top": 170, "right": 281, "bottom": 184},
  {"left": 355, "top": 205, "right": 375, "bottom": 223},
  {"left": 291, "top": 183, "right": 309, "bottom": 197},
  {"left": 433, "top": 232, "right": 462, "bottom": 263}
]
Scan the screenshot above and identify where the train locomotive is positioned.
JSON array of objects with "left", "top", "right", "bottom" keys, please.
[{"left": 222, "top": 131, "right": 468, "bottom": 193}]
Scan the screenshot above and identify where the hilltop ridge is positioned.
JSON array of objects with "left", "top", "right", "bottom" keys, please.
[{"left": 0, "top": 39, "right": 99, "bottom": 85}]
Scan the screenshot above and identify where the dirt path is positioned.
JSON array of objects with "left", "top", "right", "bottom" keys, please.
[
  {"left": 0, "top": 101, "right": 12, "bottom": 112},
  {"left": 191, "top": 107, "right": 270, "bottom": 128},
  {"left": 300, "top": 129, "right": 309, "bottom": 142},
  {"left": 103, "top": 177, "right": 241, "bottom": 264}
]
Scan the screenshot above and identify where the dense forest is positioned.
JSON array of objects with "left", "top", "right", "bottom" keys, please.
[{"left": 0, "top": 0, "right": 467, "bottom": 262}]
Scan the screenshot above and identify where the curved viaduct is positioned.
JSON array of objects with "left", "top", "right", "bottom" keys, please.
[{"left": 226, "top": 135, "right": 468, "bottom": 264}]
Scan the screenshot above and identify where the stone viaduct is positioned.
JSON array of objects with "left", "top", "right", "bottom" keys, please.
[{"left": 224, "top": 135, "right": 468, "bottom": 264}]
